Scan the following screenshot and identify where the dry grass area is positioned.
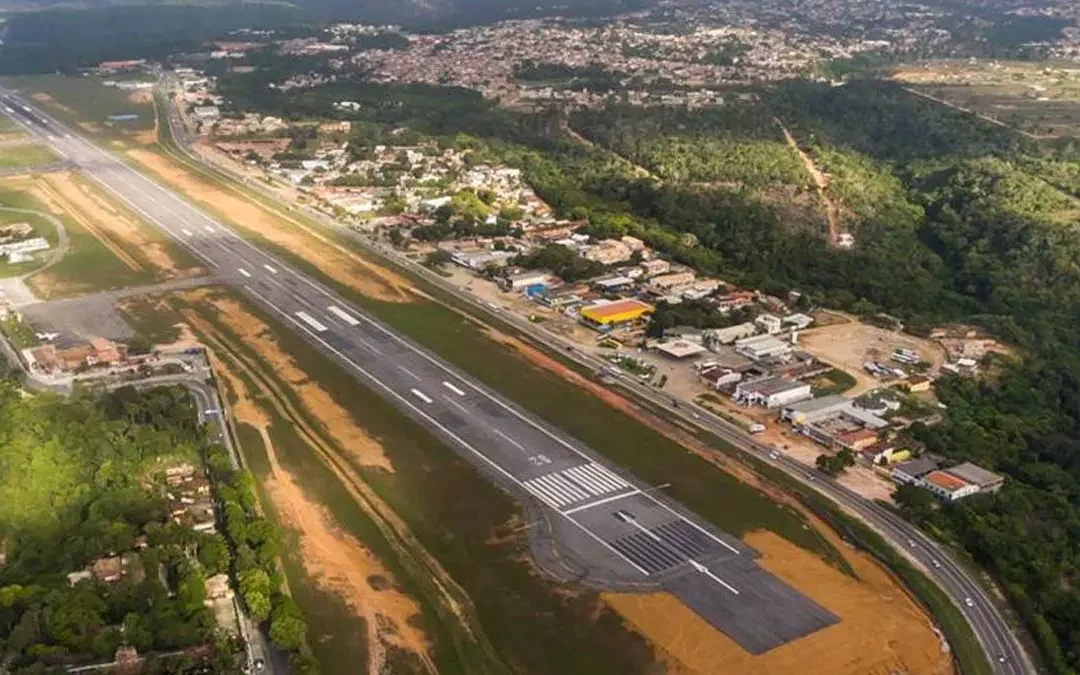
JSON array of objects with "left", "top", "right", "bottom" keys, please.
[
  {"left": 127, "top": 148, "right": 415, "bottom": 303},
  {"left": 605, "top": 523, "right": 953, "bottom": 675},
  {"left": 39, "top": 171, "right": 200, "bottom": 277},
  {"left": 209, "top": 348, "right": 434, "bottom": 675},
  {"left": 173, "top": 291, "right": 450, "bottom": 674},
  {"left": 185, "top": 290, "right": 394, "bottom": 472},
  {"left": 798, "top": 319, "right": 946, "bottom": 395},
  {"left": 30, "top": 92, "right": 74, "bottom": 115}
]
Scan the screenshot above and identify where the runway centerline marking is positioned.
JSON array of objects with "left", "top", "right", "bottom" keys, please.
[
  {"left": 181, "top": 228, "right": 193, "bottom": 237},
  {"left": 238, "top": 268, "right": 251, "bottom": 278},
  {"left": 398, "top": 365, "right": 420, "bottom": 380},
  {"left": 492, "top": 428, "right": 526, "bottom": 452},
  {"left": 240, "top": 286, "right": 650, "bottom": 575},
  {"left": 443, "top": 381, "right": 466, "bottom": 396},
  {"left": 410, "top": 388, "right": 433, "bottom": 404},
  {"left": 263, "top": 264, "right": 278, "bottom": 274},
  {"left": 295, "top": 311, "right": 328, "bottom": 333},
  {"left": 327, "top": 305, "right": 360, "bottom": 326}
]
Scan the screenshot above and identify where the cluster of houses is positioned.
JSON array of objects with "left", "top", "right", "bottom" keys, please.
[{"left": 24, "top": 336, "right": 128, "bottom": 376}]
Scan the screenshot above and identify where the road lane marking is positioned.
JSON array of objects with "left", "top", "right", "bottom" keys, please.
[
  {"left": 263, "top": 264, "right": 278, "bottom": 274},
  {"left": 295, "top": 311, "right": 328, "bottom": 333},
  {"left": 410, "top": 388, "right": 433, "bottom": 404},
  {"left": 443, "top": 381, "right": 465, "bottom": 396},
  {"left": 238, "top": 268, "right": 251, "bottom": 278},
  {"left": 327, "top": 305, "right": 360, "bottom": 326}
]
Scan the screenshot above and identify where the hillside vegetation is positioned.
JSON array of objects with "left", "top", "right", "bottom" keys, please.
[{"left": 214, "top": 68, "right": 1080, "bottom": 673}]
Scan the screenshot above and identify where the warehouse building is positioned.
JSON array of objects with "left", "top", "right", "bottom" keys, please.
[
  {"left": 578, "top": 299, "right": 654, "bottom": 331},
  {"left": 733, "top": 376, "right": 811, "bottom": 408}
]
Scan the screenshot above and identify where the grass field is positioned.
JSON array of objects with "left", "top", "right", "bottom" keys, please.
[
  {"left": 0, "top": 203, "right": 59, "bottom": 278},
  {"left": 0, "top": 75, "right": 154, "bottom": 141},
  {"left": 128, "top": 287, "right": 663, "bottom": 675},
  {"left": 0, "top": 114, "right": 15, "bottom": 132},
  {"left": 893, "top": 60, "right": 1080, "bottom": 139},
  {"left": 0, "top": 143, "right": 57, "bottom": 170},
  {"left": 0, "top": 177, "right": 156, "bottom": 298}
]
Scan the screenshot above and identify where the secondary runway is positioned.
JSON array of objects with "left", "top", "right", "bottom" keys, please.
[{"left": 0, "top": 91, "right": 838, "bottom": 653}]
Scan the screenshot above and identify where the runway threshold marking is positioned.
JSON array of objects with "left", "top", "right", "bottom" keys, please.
[
  {"left": 443, "top": 381, "right": 466, "bottom": 396},
  {"left": 562, "top": 490, "right": 642, "bottom": 515},
  {"left": 327, "top": 305, "right": 360, "bottom": 326},
  {"left": 295, "top": 311, "right": 328, "bottom": 333},
  {"left": 410, "top": 388, "right": 433, "bottom": 404},
  {"left": 263, "top": 264, "right": 278, "bottom": 274},
  {"left": 238, "top": 268, "right": 251, "bottom": 278}
]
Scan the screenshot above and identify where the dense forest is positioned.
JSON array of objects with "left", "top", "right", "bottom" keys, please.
[
  {"left": 213, "top": 68, "right": 1080, "bottom": 672},
  {"left": 0, "top": 383, "right": 316, "bottom": 674}
]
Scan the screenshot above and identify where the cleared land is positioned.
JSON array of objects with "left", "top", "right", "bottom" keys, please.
[
  {"left": 798, "top": 316, "right": 945, "bottom": 395},
  {"left": 893, "top": 60, "right": 1080, "bottom": 139},
  {"left": 0, "top": 201, "right": 60, "bottom": 278},
  {"left": 0, "top": 142, "right": 57, "bottom": 170}
]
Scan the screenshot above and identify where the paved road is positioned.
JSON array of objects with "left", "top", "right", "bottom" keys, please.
[
  {"left": 0, "top": 91, "right": 843, "bottom": 654},
  {"left": 164, "top": 82, "right": 1035, "bottom": 671},
  {"left": 161, "top": 87, "right": 1033, "bottom": 672}
]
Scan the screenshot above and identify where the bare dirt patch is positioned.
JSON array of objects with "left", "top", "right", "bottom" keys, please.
[
  {"left": 41, "top": 172, "right": 199, "bottom": 277},
  {"left": 185, "top": 290, "right": 394, "bottom": 472},
  {"left": 30, "top": 92, "right": 74, "bottom": 115},
  {"left": 207, "top": 341, "right": 433, "bottom": 675},
  {"left": 605, "top": 526, "right": 953, "bottom": 675},
  {"left": 128, "top": 148, "right": 415, "bottom": 303},
  {"left": 798, "top": 318, "right": 946, "bottom": 396}
]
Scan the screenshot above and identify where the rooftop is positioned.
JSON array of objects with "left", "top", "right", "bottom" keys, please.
[
  {"left": 946, "top": 462, "right": 1003, "bottom": 487},
  {"left": 923, "top": 470, "right": 971, "bottom": 492},
  {"left": 739, "top": 376, "right": 808, "bottom": 397},
  {"left": 894, "top": 458, "right": 939, "bottom": 478},
  {"left": 579, "top": 298, "right": 654, "bottom": 320}
]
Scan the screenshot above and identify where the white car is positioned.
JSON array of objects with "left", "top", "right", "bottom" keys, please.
[
  {"left": 964, "top": 597, "right": 974, "bottom": 608},
  {"left": 932, "top": 559, "right": 941, "bottom": 569}
]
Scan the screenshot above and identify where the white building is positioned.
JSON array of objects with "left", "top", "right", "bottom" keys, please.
[
  {"left": 755, "top": 313, "right": 783, "bottom": 334},
  {"left": 734, "top": 334, "right": 792, "bottom": 360},
  {"left": 704, "top": 322, "right": 757, "bottom": 347},
  {"left": 733, "top": 377, "right": 811, "bottom": 408},
  {"left": 0, "top": 236, "right": 49, "bottom": 260}
]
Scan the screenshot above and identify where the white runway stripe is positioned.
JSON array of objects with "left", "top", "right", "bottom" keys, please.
[
  {"left": 295, "top": 311, "right": 328, "bottom": 332},
  {"left": 327, "top": 305, "right": 360, "bottom": 326},
  {"left": 565, "top": 466, "right": 611, "bottom": 495}
]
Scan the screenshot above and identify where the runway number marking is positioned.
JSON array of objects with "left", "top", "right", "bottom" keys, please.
[
  {"left": 410, "top": 388, "right": 433, "bottom": 404},
  {"left": 442, "top": 381, "right": 466, "bottom": 396},
  {"left": 528, "top": 454, "right": 552, "bottom": 467},
  {"left": 238, "top": 268, "right": 251, "bottom": 278},
  {"left": 327, "top": 305, "right": 360, "bottom": 326},
  {"left": 263, "top": 264, "right": 278, "bottom": 274},
  {"left": 295, "top": 311, "right": 328, "bottom": 333}
]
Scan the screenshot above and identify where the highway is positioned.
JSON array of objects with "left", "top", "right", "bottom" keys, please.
[
  {"left": 1, "top": 89, "right": 1032, "bottom": 671},
  {"left": 0, "top": 91, "right": 844, "bottom": 654},
  {"left": 196, "top": 135, "right": 1037, "bottom": 672}
]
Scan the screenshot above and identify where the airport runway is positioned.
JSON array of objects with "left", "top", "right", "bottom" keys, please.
[{"left": 0, "top": 90, "right": 841, "bottom": 654}]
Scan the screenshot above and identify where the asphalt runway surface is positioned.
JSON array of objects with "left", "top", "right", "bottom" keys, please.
[{"left": 0, "top": 91, "right": 839, "bottom": 653}]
